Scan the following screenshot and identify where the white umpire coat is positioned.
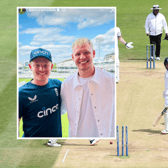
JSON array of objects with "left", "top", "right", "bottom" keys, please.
[
  {"left": 61, "top": 67, "right": 115, "bottom": 138},
  {"left": 145, "top": 13, "right": 168, "bottom": 36}
]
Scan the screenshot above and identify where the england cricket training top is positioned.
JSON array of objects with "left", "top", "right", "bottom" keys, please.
[{"left": 19, "top": 79, "right": 62, "bottom": 137}]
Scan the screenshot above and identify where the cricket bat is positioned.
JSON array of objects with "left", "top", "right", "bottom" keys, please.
[{"left": 153, "top": 107, "right": 167, "bottom": 127}]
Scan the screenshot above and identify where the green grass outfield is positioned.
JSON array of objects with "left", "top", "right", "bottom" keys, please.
[
  {"left": 51, "top": 0, "right": 168, "bottom": 62},
  {"left": 19, "top": 78, "right": 69, "bottom": 138},
  {"left": 1, "top": 0, "right": 168, "bottom": 167}
]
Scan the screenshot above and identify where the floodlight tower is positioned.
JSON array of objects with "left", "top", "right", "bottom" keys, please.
[{"left": 96, "top": 35, "right": 104, "bottom": 59}]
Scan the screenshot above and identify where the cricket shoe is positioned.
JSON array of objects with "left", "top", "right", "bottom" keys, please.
[
  {"left": 156, "top": 57, "right": 160, "bottom": 60},
  {"left": 161, "top": 130, "right": 168, "bottom": 134},
  {"left": 47, "top": 140, "right": 61, "bottom": 147},
  {"left": 47, "top": 139, "right": 52, "bottom": 146},
  {"left": 90, "top": 139, "right": 100, "bottom": 146},
  {"left": 49, "top": 143, "right": 61, "bottom": 147},
  {"left": 150, "top": 56, "right": 153, "bottom": 60}
]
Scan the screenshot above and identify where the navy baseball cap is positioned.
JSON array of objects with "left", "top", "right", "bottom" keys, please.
[{"left": 30, "top": 48, "right": 52, "bottom": 62}]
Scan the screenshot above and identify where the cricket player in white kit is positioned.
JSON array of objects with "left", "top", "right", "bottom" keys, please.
[
  {"left": 162, "top": 57, "right": 168, "bottom": 134},
  {"left": 116, "top": 27, "right": 134, "bottom": 83}
]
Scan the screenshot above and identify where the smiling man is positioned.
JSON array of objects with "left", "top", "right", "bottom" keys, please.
[
  {"left": 18, "top": 48, "right": 65, "bottom": 141},
  {"left": 61, "top": 37, "right": 115, "bottom": 138},
  {"left": 71, "top": 40, "right": 95, "bottom": 78}
]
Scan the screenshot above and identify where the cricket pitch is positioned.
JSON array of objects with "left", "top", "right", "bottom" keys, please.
[{"left": 54, "top": 61, "right": 168, "bottom": 168}]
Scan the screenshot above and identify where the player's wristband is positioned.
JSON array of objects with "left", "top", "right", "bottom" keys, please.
[{"left": 125, "top": 43, "right": 127, "bottom": 46}]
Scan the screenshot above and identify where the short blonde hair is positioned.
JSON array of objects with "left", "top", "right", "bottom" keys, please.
[{"left": 72, "top": 37, "right": 93, "bottom": 50}]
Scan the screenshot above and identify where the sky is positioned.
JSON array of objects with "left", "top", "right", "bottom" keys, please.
[{"left": 18, "top": 7, "right": 116, "bottom": 65}]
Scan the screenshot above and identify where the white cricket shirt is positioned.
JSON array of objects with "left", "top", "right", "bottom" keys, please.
[
  {"left": 164, "top": 70, "right": 168, "bottom": 97},
  {"left": 116, "top": 27, "right": 121, "bottom": 63},
  {"left": 164, "top": 70, "right": 168, "bottom": 105},
  {"left": 61, "top": 67, "right": 115, "bottom": 138},
  {"left": 165, "top": 70, "right": 168, "bottom": 90}
]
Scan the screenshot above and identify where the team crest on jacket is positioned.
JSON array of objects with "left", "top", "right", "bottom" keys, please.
[{"left": 28, "top": 95, "right": 38, "bottom": 103}]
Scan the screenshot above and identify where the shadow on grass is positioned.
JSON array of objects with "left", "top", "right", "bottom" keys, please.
[
  {"left": 43, "top": 141, "right": 97, "bottom": 147},
  {"left": 128, "top": 58, "right": 147, "bottom": 61},
  {"left": 132, "top": 129, "right": 162, "bottom": 134}
]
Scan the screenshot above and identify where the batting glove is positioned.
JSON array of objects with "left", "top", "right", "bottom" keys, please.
[{"left": 125, "top": 42, "right": 134, "bottom": 49}]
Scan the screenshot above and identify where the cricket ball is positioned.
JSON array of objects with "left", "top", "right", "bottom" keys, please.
[{"left": 110, "top": 141, "right": 113, "bottom": 144}]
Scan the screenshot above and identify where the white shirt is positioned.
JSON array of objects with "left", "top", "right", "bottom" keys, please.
[
  {"left": 165, "top": 70, "right": 168, "bottom": 90},
  {"left": 164, "top": 70, "right": 168, "bottom": 106},
  {"left": 116, "top": 27, "right": 121, "bottom": 45},
  {"left": 164, "top": 70, "right": 168, "bottom": 97},
  {"left": 77, "top": 76, "right": 99, "bottom": 137},
  {"left": 61, "top": 67, "right": 115, "bottom": 138},
  {"left": 145, "top": 13, "right": 168, "bottom": 36},
  {"left": 116, "top": 27, "right": 121, "bottom": 63}
]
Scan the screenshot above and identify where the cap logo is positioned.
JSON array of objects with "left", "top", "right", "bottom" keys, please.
[
  {"left": 33, "top": 50, "right": 49, "bottom": 55},
  {"left": 30, "top": 48, "right": 52, "bottom": 62}
]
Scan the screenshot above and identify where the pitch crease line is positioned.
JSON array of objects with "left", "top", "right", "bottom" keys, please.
[{"left": 62, "top": 149, "right": 69, "bottom": 163}]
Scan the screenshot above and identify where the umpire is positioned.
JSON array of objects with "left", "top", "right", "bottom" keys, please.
[{"left": 145, "top": 5, "right": 168, "bottom": 60}]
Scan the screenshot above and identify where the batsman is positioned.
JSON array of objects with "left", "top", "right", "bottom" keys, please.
[{"left": 162, "top": 57, "right": 168, "bottom": 134}]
